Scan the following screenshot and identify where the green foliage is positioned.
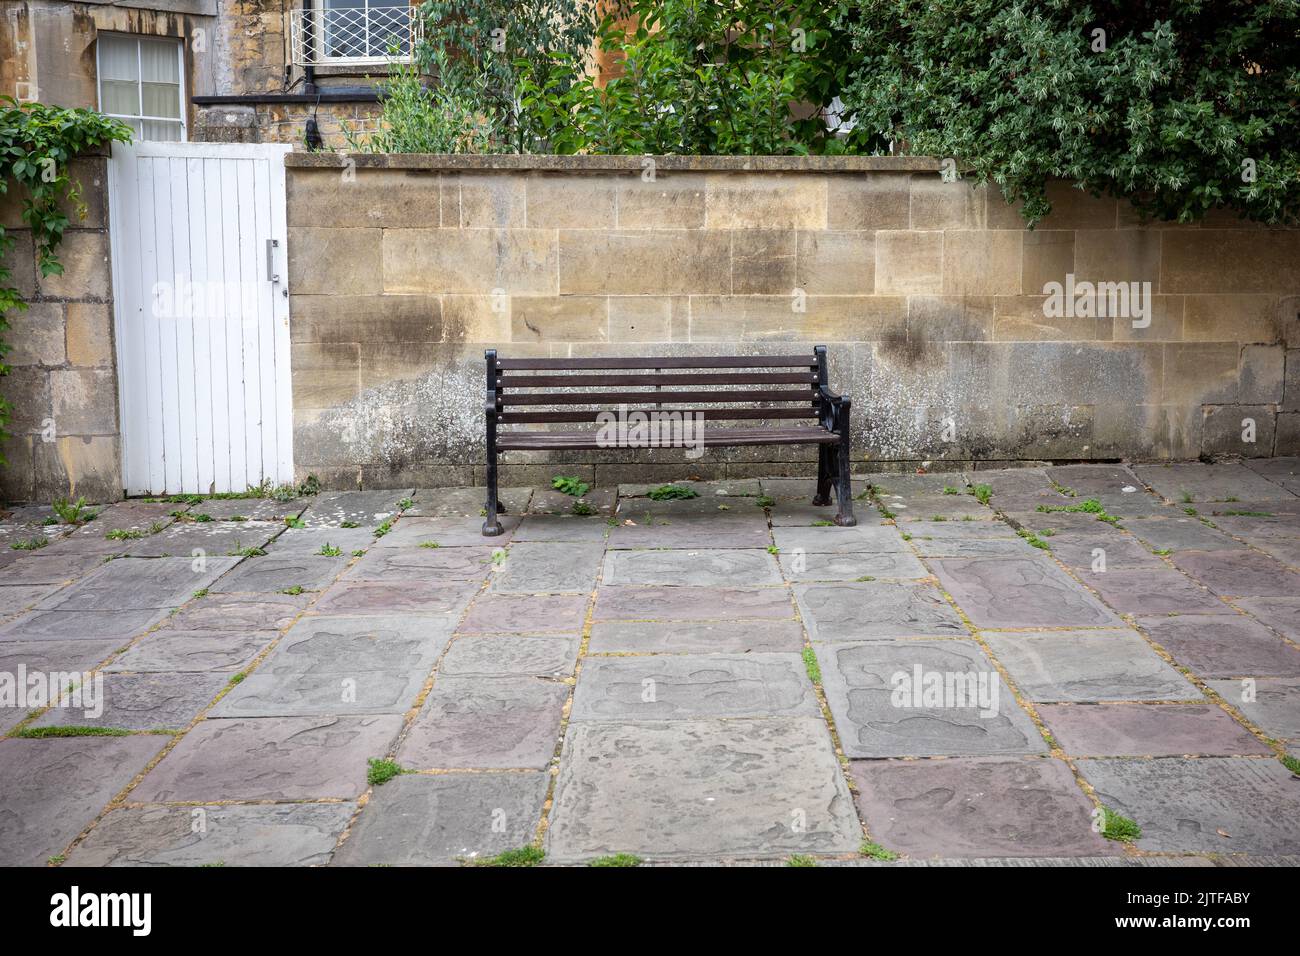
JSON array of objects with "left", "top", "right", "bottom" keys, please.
[
  {"left": 344, "top": 60, "right": 499, "bottom": 154},
  {"left": 417, "top": 0, "right": 601, "bottom": 152},
  {"left": 801, "top": 646, "right": 821, "bottom": 684},
  {"left": 468, "top": 845, "right": 546, "bottom": 867},
  {"left": 10, "top": 536, "right": 47, "bottom": 551},
  {"left": 1099, "top": 806, "right": 1142, "bottom": 843},
  {"left": 517, "top": 0, "right": 859, "bottom": 155},
  {"left": 366, "top": 757, "right": 408, "bottom": 786},
  {"left": 0, "top": 99, "right": 132, "bottom": 458},
  {"left": 589, "top": 853, "right": 643, "bottom": 867},
  {"left": 859, "top": 840, "right": 899, "bottom": 861},
  {"left": 647, "top": 484, "right": 698, "bottom": 501},
  {"left": 51, "top": 496, "right": 95, "bottom": 526},
  {"left": 552, "top": 475, "right": 591, "bottom": 497},
  {"left": 837, "top": 0, "right": 1300, "bottom": 226},
  {"left": 571, "top": 500, "right": 597, "bottom": 516},
  {"left": 317, "top": 543, "right": 343, "bottom": 557},
  {"left": 969, "top": 484, "right": 993, "bottom": 505}
]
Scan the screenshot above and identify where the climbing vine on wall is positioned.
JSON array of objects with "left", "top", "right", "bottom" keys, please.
[{"left": 0, "top": 97, "right": 131, "bottom": 464}]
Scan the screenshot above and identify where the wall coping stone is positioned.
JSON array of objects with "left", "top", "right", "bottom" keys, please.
[{"left": 284, "top": 153, "right": 944, "bottom": 173}]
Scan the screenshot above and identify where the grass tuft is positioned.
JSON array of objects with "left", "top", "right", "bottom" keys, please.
[
  {"left": 467, "top": 846, "right": 545, "bottom": 867},
  {"left": 860, "top": 841, "right": 899, "bottom": 861},
  {"left": 647, "top": 484, "right": 698, "bottom": 501},
  {"left": 588, "top": 853, "right": 642, "bottom": 867},
  {"left": 801, "top": 646, "right": 822, "bottom": 684},
  {"left": 1099, "top": 807, "right": 1142, "bottom": 843},
  {"left": 366, "top": 757, "right": 408, "bottom": 787}
]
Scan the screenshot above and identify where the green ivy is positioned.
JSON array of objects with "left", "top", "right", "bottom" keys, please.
[
  {"left": 836, "top": 0, "right": 1300, "bottom": 226},
  {"left": 0, "top": 97, "right": 131, "bottom": 460}
]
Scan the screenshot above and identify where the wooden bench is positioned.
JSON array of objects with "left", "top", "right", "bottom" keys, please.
[{"left": 481, "top": 346, "right": 855, "bottom": 535}]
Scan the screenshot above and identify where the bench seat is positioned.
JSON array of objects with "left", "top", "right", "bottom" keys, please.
[
  {"left": 481, "top": 347, "right": 856, "bottom": 535},
  {"left": 497, "top": 426, "right": 840, "bottom": 451}
]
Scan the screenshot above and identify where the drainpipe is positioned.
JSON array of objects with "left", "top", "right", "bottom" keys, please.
[{"left": 301, "top": 0, "right": 318, "bottom": 94}]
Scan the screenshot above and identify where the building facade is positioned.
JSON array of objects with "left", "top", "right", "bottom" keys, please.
[{"left": 0, "top": 0, "right": 415, "bottom": 148}]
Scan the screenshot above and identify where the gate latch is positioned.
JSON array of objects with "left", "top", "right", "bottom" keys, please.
[{"left": 266, "top": 238, "right": 280, "bottom": 283}]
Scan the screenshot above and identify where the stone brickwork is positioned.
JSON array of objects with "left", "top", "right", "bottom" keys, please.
[
  {"left": 1, "top": 155, "right": 122, "bottom": 503},
  {"left": 284, "top": 154, "right": 1300, "bottom": 488}
]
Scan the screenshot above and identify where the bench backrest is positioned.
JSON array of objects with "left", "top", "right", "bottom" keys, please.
[{"left": 487, "top": 348, "right": 830, "bottom": 424}]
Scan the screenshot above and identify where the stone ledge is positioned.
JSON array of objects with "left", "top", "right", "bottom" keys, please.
[{"left": 284, "top": 153, "right": 945, "bottom": 174}]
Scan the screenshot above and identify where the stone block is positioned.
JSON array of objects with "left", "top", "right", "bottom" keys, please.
[
  {"left": 876, "top": 231, "right": 943, "bottom": 294},
  {"left": 510, "top": 295, "right": 608, "bottom": 343},
  {"left": 290, "top": 342, "right": 360, "bottom": 410},
  {"left": 732, "top": 229, "right": 795, "bottom": 294},
  {"left": 794, "top": 230, "right": 874, "bottom": 295},
  {"left": 65, "top": 302, "right": 114, "bottom": 366},
  {"left": 286, "top": 227, "right": 382, "bottom": 295},
  {"left": 1074, "top": 229, "right": 1161, "bottom": 289},
  {"left": 941, "top": 230, "right": 1022, "bottom": 295},
  {"left": 1020, "top": 230, "right": 1074, "bottom": 295},
  {"left": 6, "top": 302, "right": 65, "bottom": 366},
  {"left": 1201, "top": 405, "right": 1275, "bottom": 458},
  {"left": 1162, "top": 342, "right": 1239, "bottom": 404},
  {"left": 439, "top": 634, "right": 580, "bottom": 678},
  {"left": 289, "top": 294, "right": 442, "bottom": 344},
  {"left": 447, "top": 173, "right": 527, "bottom": 228},
  {"left": 932, "top": 556, "right": 1124, "bottom": 629},
  {"left": 1137, "top": 613, "right": 1300, "bottom": 678},
  {"left": 826, "top": 174, "right": 910, "bottom": 230},
  {"left": 1239, "top": 344, "right": 1285, "bottom": 403},
  {"left": 1038, "top": 702, "right": 1270, "bottom": 756},
  {"left": 287, "top": 168, "right": 440, "bottom": 229},
  {"left": 615, "top": 175, "right": 706, "bottom": 229},
  {"left": 602, "top": 548, "right": 781, "bottom": 587},
  {"left": 704, "top": 173, "right": 827, "bottom": 229},
  {"left": 1163, "top": 230, "right": 1300, "bottom": 293},
  {"left": 558, "top": 230, "right": 730, "bottom": 295},
  {"left": 36, "top": 230, "right": 109, "bottom": 299},
  {"left": 586, "top": 619, "right": 804, "bottom": 654},
  {"left": 50, "top": 368, "right": 117, "bottom": 434},
  {"left": 399, "top": 677, "right": 568, "bottom": 769},
  {"left": 608, "top": 296, "right": 682, "bottom": 342},
  {"left": 33, "top": 671, "right": 227, "bottom": 730},
  {"left": 796, "top": 581, "right": 965, "bottom": 641},
  {"left": 594, "top": 585, "right": 793, "bottom": 622},
  {"left": 1184, "top": 295, "right": 1281, "bottom": 343},
  {"left": 384, "top": 228, "right": 557, "bottom": 295},
  {"left": 688, "top": 294, "right": 905, "bottom": 342},
  {"left": 525, "top": 173, "right": 617, "bottom": 228}
]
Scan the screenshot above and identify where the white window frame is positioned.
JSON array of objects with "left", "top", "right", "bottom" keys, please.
[
  {"left": 313, "top": 0, "right": 416, "bottom": 66},
  {"left": 95, "top": 32, "right": 188, "bottom": 143}
]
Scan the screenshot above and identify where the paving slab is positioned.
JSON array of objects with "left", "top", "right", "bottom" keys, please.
[
  {"left": 0, "top": 639, "right": 122, "bottom": 733},
  {"left": 458, "top": 592, "right": 590, "bottom": 633},
  {"left": 885, "top": 496, "right": 994, "bottom": 521},
  {"left": 1171, "top": 549, "right": 1300, "bottom": 597},
  {"left": 529, "top": 487, "right": 617, "bottom": 515},
  {"left": 161, "top": 592, "right": 310, "bottom": 631},
  {"left": 0, "top": 584, "right": 63, "bottom": 618},
  {"left": 40, "top": 556, "right": 239, "bottom": 610},
  {"left": 905, "top": 520, "right": 1025, "bottom": 541},
  {"left": 606, "top": 520, "right": 771, "bottom": 550},
  {"left": 1046, "top": 464, "right": 1142, "bottom": 495},
  {"left": 587, "top": 620, "right": 805, "bottom": 654},
  {"left": 909, "top": 537, "right": 1038, "bottom": 559},
  {"left": 1037, "top": 703, "right": 1271, "bottom": 756},
  {"left": 1124, "top": 518, "right": 1248, "bottom": 553},
  {"left": 311, "top": 581, "right": 478, "bottom": 615},
  {"left": 1255, "top": 539, "right": 1300, "bottom": 566},
  {"left": 33, "top": 670, "right": 228, "bottom": 730},
  {"left": 103, "top": 630, "right": 273, "bottom": 674},
  {"left": 211, "top": 554, "right": 348, "bottom": 594},
  {"left": 546, "top": 717, "right": 860, "bottom": 861},
  {"left": 367, "top": 515, "right": 518, "bottom": 548},
  {"left": 1044, "top": 535, "right": 1167, "bottom": 572},
  {"left": 299, "top": 490, "right": 410, "bottom": 528},
  {"left": 1137, "top": 614, "right": 1300, "bottom": 678},
  {"left": 332, "top": 771, "right": 549, "bottom": 866},
  {"left": 407, "top": 486, "right": 532, "bottom": 518},
  {"left": 0, "top": 608, "right": 168, "bottom": 642},
  {"left": 849, "top": 757, "right": 1116, "bottom": 858},
  {"left": 210, "top": 669, "right": 430, "bottom": 718},
  {"left": 1078, "top": 757, "right": 1300, "bottom": 854},
  {"left": 265, "top": 527, "right": 376, "bottom": 555},
  {"left": 984, "top": 630, "right": 1202, "bottom": 702},
  {"left": 772, "top": 525, "right": 906, "bottom": 554},
  {"left": 778, "top": 550, "right": 928, "bottom": 581},
  {"left": 1133, "top": 462, "right": 1295, "bottom": 503},
  {"left": 64, "top": 803, "right": 355, "bottom": 867},
  {"left": 620, "top": 479, "right": 761, "bottom": 498},
  {"left": 342, "top": 546, "right": 495, "bottom": 583},
  {"left": 768, "top": 502, "right": 849, "bottom": 526},
  {"left": 511, "top": 515, "right": 611, "bottom": 542},
  {"left": 1208, "top": 514, "right": 1300, "bottom": 539},
  {"left": 0, "top": 552, "right": 108, "bottom": 585},
  {"left": 571, "top": 654, "right": 817, "bottom": 721},
  {"left": 867, "top": 474, "right": 968, "bottom": 497},
  {"left": 1076, "top": 569, "right": 1231, "bottom": 615},
  {"left": 438, "top": 634, "right": 580, "bottom": 678},
  {"left": 131, "top": 714, "right": 404, "bottom": 802},
  {"left": 1207, "top": 677, "right": 1300, "bottom": 742},
  {"left": 796, "top": 582, "right": 965, "bottom": 641},
  {"left": 1234, "top": 597, "right": 1300, "bottom": 641},
  {"left": 594, "top": 586, "right": 793, "bottom": 622},
  {"left": 816, "top": 640, "right": 1045, "bottom": 758},
  {"left": 399, "top": 677, "right": 568, "bottom": 769},
  {"left": 192, "top": 498, "right": 307, "bottom": 521},
  {"left": 126, "top": 522, "right": 283, "bottom": 558},
  {"left": 602, "top": 548, "right": 782, "bottom": 587},
  {"left": 0, "top": 736, "right": 169, "bottom": 865},
  {"left": 492, "top": 541, "right": 605, "bottom": 593},
  {"left": 932, "top": 557, "right": 1124, "bottom": 629}
]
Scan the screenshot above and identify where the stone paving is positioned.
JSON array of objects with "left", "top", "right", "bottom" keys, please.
[{"left": 2, "top": 460, "right": 1300, "bottom": 866}]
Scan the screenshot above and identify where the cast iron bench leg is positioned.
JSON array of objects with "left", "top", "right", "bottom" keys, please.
[
  {"left": 482, "top": 454, "right": 504, "bottom": 536},
  {"left": 813, "top": 444, "right": 833, "bottom": 506},
  {"left": 834, "top": 400, "right": 856, "bottom": 526}
]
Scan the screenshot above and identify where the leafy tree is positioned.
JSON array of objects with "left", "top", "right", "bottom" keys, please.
[
  {"left": 836, "top": 0, "right": 1300, "bottom": 225},
  {"left": 343, "top": 60, "right": 500, "bottom": 153}
]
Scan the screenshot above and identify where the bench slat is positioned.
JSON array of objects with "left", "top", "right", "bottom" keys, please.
[
  {"left": 495, "top": 355, "right": 815, "bottom": 371},
  {"left": 500, "top": 389, "right": 815, "bottom": 407},
  {"left": 497, "top": 426, "right": 838, "bottom": 451},
  {"left": 497, "top": 372, "right": 816, "bottom": 388},
  {"left": 499, "top": 407, "right": 818, "bottom": 424}
]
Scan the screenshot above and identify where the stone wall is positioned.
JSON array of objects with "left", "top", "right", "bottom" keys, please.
[
  {"left": 0, "top": 154, "right": 122, "bottom": 503},
  {"left": 287, "top": 154, "right": 1298, "bottom": 487}
]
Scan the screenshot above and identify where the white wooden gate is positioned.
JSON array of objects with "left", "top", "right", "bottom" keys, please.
[{"left": 107, "top": 141, "right": 294, "bottom": 495}]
